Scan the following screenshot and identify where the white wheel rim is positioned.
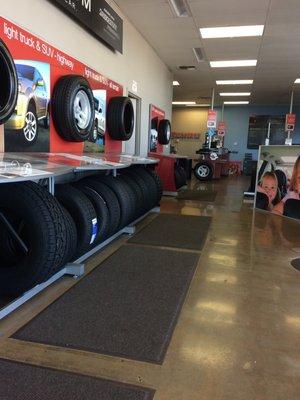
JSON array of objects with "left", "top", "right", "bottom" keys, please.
[
  {"left": 166, "top": 126, "right": 171, "bottom": 141},
  {"left": 197, "top": 165, "right": 210, "bottom": 177},
  {"left": 23, "top": 111, "right": 37, "bottom": 142},
  {"left": 74, "top": 90, "right": 91, "bottom": 130}
]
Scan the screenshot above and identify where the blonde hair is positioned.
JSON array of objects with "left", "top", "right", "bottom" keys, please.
[
  {"left": 261, "top": 171, "right": 278, "bottom": 186},
  {"left": 290, "top": 156, "right": 300, "bottom": 192}
]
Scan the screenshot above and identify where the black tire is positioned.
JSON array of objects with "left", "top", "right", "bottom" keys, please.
[
  {"left": 22, "top": 102, "right": 38, "bottom": 145},
  {"left": 90, "top": 119, "right": 98, "bottom": 143},
  {"left": 74, "top": 183, "right": 110, "bottom": 244},
  {"left": 0, "top": 182, "right": 66, "bottom": 296},
  {"left": 145, "top": 168, "right": 163, "bottom": 203},
  {"left": 0, "top": 39, "right": 18, "bottom": 124},
  {"left": 129, "top": 166, "right": 158, "bottom": 209},
  {"left": 122, "top": 168, "right": 153, "bottom": 213},
  {"left": 119, "top": 174, "right": 144, "bottom": 219},
  {"left": 55, "top": 184, "right": 98, "bottom": 257},
  {"left": 107, "top": 96, "right": 134, "bottom": 141},
  {"left": 60, "top": 205, "right": 77, "bottom": 265},
  {"left": 78, "top": 178, "right": 121, "bottom": 237},
  {"left": 174, "top": 166, "right": 185, "bottom": 189},
  {"left": 52, "top": 75, "right": 95, "bottom": 142},
  {"left": 194, "top": 161, "right": 214, "bottom": 181},
  {"left": 158, "top": 119, "right": 171, "bottom": 145},
  {"left": 95, "top": 175, "right": 134, "bottom": 228}
]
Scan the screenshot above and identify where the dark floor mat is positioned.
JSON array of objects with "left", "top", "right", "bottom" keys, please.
[
  {"left": 129, "top": 214, "right": 211, "bottom": 251},
  {"left": 13, "top": 246, "right": 199, "bottom": 364},
  {"left": 177, "top": 190, "right": 217, "bottom": 202},
  {"left": 0, "top": 359, "right": 154, "bottom": 399}
]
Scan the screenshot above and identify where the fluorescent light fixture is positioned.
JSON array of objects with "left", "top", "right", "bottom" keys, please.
[
  {"left": 210, "top": 60, "right": 257, "bottom": 68},
  {"left": 295, "top": 79, "right": 300, "bottom": 84},
  {"left": 220, "top": 92, "right": 251, "bottom": 96},
  {"left": 224, "top": 101, "right": 249, "bottom": 105},
  {"left": 185, "top": 104, "right": 210, "bottom": 107},
  {"left": 172, "top": 101, "right": 196, "bottom": 105},
  {"left": 173, "top": 81, "right": 180, "bottom": 86},
  {"left": 216, "top": 79, "right": 253, "bottom": 85},
  {"left": 193, "top": 47, "right": 205, "bottom": 63},
  {"left": 200, "top": 25, "right": 264, "bottom": 39},
  {"left": 168, "top": 0, "right": 191, "bottom": 17}
]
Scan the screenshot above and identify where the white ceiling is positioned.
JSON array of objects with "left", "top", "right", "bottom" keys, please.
[{"left": 113, "top": 0, "right": 300, "bottom": 105}]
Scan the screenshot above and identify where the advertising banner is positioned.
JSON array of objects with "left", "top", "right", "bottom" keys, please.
[
  {"left": 49, "top": 0, "right": 123, "bottom": 53},
  {"left": 255, "top": 145, "right": 300, "bottom": 221},
  {"left": 149, "top": 104, "right": 165, "bottom": 154},
  {"left": 285, "top": 113, "right": 296, "bottom": 132},
  {"left": 207, "top": 109, "right": 217, "bottom": 129},
  {"left": 0, "top": 16, "right": 123, "bottom": 154}
]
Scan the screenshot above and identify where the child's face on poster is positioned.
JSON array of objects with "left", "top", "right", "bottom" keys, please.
[{"left": 262, "top": 176, "right": 277, "bottom": 201}]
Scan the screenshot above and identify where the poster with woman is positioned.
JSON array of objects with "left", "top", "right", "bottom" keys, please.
[{"left": 255, "top": 145, "right": 300, "bottom": 220}]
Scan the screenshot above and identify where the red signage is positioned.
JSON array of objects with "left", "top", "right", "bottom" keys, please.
[
  {"left": 207, "top": 109, "right": 217, "bottom": 128},
  {"left": 285, "top": 113, "right": 296, "bottom": 132}
]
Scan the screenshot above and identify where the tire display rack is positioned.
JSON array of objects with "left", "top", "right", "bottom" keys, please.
[
  {"left": 149, "top": 153, "right": 189, "bottom": 196},
  {"left": 0, "top": 151, "right": 159, "bottom": 321}
]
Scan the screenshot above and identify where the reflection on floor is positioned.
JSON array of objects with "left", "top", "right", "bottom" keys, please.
[{"left": 1, "top": 175, "right": 300, "bottom": 399}]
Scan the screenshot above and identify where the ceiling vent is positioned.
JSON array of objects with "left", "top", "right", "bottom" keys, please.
[
  {"left": 193, "top": 47, "right": 205, "bottom": 63},
  {"left": 177, "top": 65, "right": 196, "bottom": 71},
  {"left": 168, "top": 0, "right": 191, "bottom": 17}
]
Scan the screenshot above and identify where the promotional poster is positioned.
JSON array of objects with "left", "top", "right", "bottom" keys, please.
[
  {"left": 149, "top": 104, "right": 165, "bottom": 153},
  {"left": 255, "top": 145, "right": 300, "bottom": 221},
  {"left": 0, "top": 16, "right": 123, "bottom": 154}
]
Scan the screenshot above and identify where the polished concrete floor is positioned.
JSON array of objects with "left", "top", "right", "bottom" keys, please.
[{"left": 0, "top": 175, "right": 300, "bottom": 399}]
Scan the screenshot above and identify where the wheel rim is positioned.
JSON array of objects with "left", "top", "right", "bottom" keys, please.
[
  {"left": 166, "top": 125, "right": 171, "bottom": 141},
  {"left": 197, "top": 165, "right": 210, "bottom": 177},
  {"left": 74, "top": 90, "right": 91, "bottom": 130},
  {"left": 23, "top": 111, "right": 37, "bottom": 142}
]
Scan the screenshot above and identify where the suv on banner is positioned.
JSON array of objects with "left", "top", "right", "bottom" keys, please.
[{"left": 5, "top": 63, "right": 50, "bottom": 145}]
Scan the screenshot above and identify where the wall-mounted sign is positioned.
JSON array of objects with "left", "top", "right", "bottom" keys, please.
[
  {"left": 50, "top": 0, "right": 123, "bottom": 53},
  {"left": 285, "top": 113, "right": 296, "bottom": 132},
  {"left": 207, "top": 109, "right": 217, "bottom": 128}
]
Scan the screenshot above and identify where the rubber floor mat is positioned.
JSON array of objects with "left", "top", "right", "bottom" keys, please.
[
  {"left": 177, "top": 190, "right": 217, "bottom": 202},
  {"left": 0, "top": 359, "right": 154, "bottom": 400},
  {"left": 129, "top": 214, "right": 211, "bottom": 251},
  {"left": 13, "top": 246, "right": 199, "bottom": 364}
]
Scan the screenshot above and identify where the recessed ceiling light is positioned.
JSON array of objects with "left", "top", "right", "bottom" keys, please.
[
  {"left": 193, "top": 47, "right": 205, "bottom": 63},
  {"left": 172, "top": 101, "right": 196, "bottom": 105},
  {"left": 216, "top": 80, "right": 253, "bottom": 85},
  {"left": 210, "top": 60, "right": 257, "bottom": 68},
  {"left": 220, "top": 92, "right": 251, "bottom": 96},
  {"left": 294, "top": 79, "right": 300, "bottom": 84},
  {"left": 168, "top": 0, "right": 191, "bottom": 17},
  {"left": 224, "top": 101, "right": 249, "bottom": 105},
  {"left": 200, "top": 25, "right": 264, "bottom": 39},
  {"left": 173, "top": 81, "right": 180, "bottom": 86}
]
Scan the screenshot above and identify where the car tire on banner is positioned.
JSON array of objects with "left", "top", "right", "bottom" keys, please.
[
  {"left": 107, "top": 96, "right": 134, "bottom": 141},
  {"left": 194, "top": 161, "right": 214, "bottom": 181},
  {"left": 0, "top": 182, "right": 66, "bottom": 296},
  {"left": 79, "top": 179, "right": 121, "bottom": 237},
  {"left": 0, "top": 39, "right": 18, "bottom": 125},
  {"left": 52, "top": 75, "right": 95, "bottom": 142},
  {"left": 22, "top": 103, "right": 39, "bottom": 145},
  {"left": 158, "top": 119, "right": 171, "bottom": 145},
  {"left": 55, "top": 184, "right": 98, "bottom": 257},
  {"left": 74, "top": 183, "right": 110, "bottom": 244}
]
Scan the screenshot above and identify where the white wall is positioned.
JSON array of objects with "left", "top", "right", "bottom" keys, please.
[{"left": 1, "top": 0, "right": 173, "bottom": 156}]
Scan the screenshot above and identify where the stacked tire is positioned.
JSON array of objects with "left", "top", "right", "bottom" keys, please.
[
  {"left": 174, "top": 164, "right": 187, "bottom": 189},
  {"left": 0, "top": 168, "right": 162, "bottom": 297}
]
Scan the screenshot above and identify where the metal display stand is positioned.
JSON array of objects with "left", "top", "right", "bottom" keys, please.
[{"left": 0, "top": 150, "right": 161, "bottom": 321}]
